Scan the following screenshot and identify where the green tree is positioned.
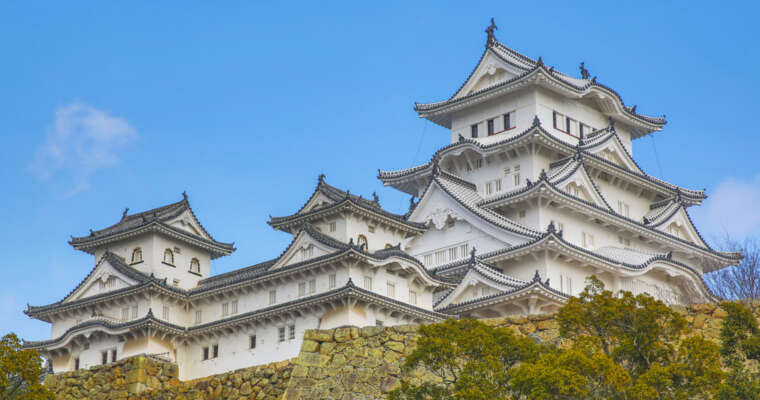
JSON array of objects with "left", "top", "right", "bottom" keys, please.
[
  {"left": 388, "top": 318, "right": 541, "bottom": 400},
  {"left": 716, "top": 302, "right": 760, "bottom": 400},
  {"left": 0, "top": 333, "right": 53, "bottom": 400}
]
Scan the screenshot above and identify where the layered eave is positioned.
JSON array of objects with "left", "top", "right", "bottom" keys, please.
[
  {"left": 414, "top": 39, "right": 665, "bottom": 138},
  {"left": 69, "top": 195, "right": 235, "bottom": 259},
  {"left": 268, "top": 178, "right": 425, "bottom": 235},
  {"left": 380, "top": 122, "right": 705, "bottom": 204},
  {"left": 25, "top": 280, "right": 450, "bottom": 352}
]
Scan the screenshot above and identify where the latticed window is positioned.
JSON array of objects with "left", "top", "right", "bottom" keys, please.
[
  {"left": 189, "top": 258, "right": 200, "bottom": 274},
  {"left": 289, "top": 324, "right": 296, "bottom": 340},
  {"left": 163, "top": 249, "right": 174, "bottom": 265},
  {"left": 329, "top": 274, "right": 336, "bottom": 289},
  {"left": 131, "top": 247, "right": 143, "bottom": 263}
]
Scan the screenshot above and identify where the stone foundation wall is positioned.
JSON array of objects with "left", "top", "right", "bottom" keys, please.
[
  {"left": 45, "top": 355, "right": 294, "bottom": 400},
  {"left": 44, "top": 303, "right": 733, "bottom": 400},
  {"left": 281, "top": 303, "right": 733, "bottom": 399}
]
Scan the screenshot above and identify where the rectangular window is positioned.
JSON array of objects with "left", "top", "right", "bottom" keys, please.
[
  {"left": 409, "top": 290, "right": 417, "bottom": 305},
  {"left": 163, "top": 305, "right": 170, "bottom": 320},
  {"left": 387, "top": 281, "right": 396, "bottom": 298},
  {"left": 567, "top": 117, "right": 579, "bottom": 135},
  {"left": 298, "top": 282, "right": 306, "bottom": 297},
  {"left": 423, "top": 254, "right": 433, "bottom": 266},
  {"left": 309, "top": 279, "right": 316, "bottom": 294},
  {"left": 580, "top": 123, "right": 594, "bottom": 136},
  {"left": 250, "top": 335, "right": 257, "bottom": 349},
  {"left": 202, "top": 347, "right": 209, "bottom": 361},
  {"left": 121, "top": 307, "right": 129, "bottom": 321},
  {"left": 74, "top": 357, "right": 80, "bottom": 370},
  {"left": 513, "top": 173, "right": 520, "bottom": 187},
  {"left": 131, "top": 305, "right": 138, "bottom": 319},
  {"left": 195, "top": 310, "right": 202, "bottom": 324},
  {"left": 222, "top": 302, "right": 229, "bottom": 316},
  {"left": 448, "top": 247, "right": 457, "bottom": 261},
  {"left": 485, "top": 181, "right": 493, "bottom": 195},
  {"left": 617, "top": 201, "right": 630, "bottom": 217},
  {"left": 553, "top": 111, "right": 567, "bottom": 132},
  {"left": 475, "top": 159, "right": 483, "bottom": 169},
  {"left": 289, "top": 324, "right": 296, "bottom": 340},
  {"left": 278, "top": 327, "right": 286, "bottom": 342},
  {"left": 328, "top": 273, "right": 336, "bottom": 289},
  {"left": 231, "top": 299, "right": 238, "bottom": 314},
  {"left": 471, "top": 124, "right": 478, "bottom": 138},
  {"left": 435, "top": 250, "right": 446, "bottom": 265},
  {"left": 503, "top": 112, "right": 515, "bottom": 130},
  {"left": 111, "top": 349, "right": 117, "bottom": 363},
  {"left": 212, "top": 344, "right": 219, "bottom": 358},
  {"left": 487, "top": 119, "right": 495, "bottom": 135},
  {"left": 269, "top": 290, "right": 277, "bottom": 305},
  {"left": 518, "top": 210, "right": 526, "bottom": 220},
  {"left": 329, "top": 221, "right": 336, "bottom": 232},
  {"left": 459, "top": 244, "right": 469, "bottom": 258},
  {"left": 364, "top": 276, "right": 373, "bottom": 291},
  {"left": 101, "top": 351, "right": 108, "bottom": 365},
  {"left": 582, "top": 232, "right": 595, "bottom": 248},
  {"left": 566, "top": 277, "right": 572, "bottom": 294}
]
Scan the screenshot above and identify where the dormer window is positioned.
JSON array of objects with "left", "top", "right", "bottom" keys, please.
[
  {"left": 189, "top": 258, "right": 200, "bottom": 275},
  {"left": 131, "top": 247, "right": 143, "bottom": 264},
  {"left": 357, "top": 235, "right": 368, "bottom": 251},
  {"left": 163, "top": 249, "right": 174, "bottom": 265}
]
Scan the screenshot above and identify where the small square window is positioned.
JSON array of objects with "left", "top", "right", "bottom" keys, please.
[
  {"left": 289, "top": 324, "right": 296, "bottom": 340},
  {"left": 269, "top": 290, "right": 277, "bottom": 305},
  {"left": 487, "top": 119, "right": 495, "bottom": 135},
  {"left": 250, "top": 335, "right": 257, "bottom": 349},
  {"left": 195, "top": 310, "right": 202, "bottom": 324},
  {"left": 278, "top": 327, "right": 286, "bottom": 342},
  {"left": 309, "top": 279, "right": 316, "bottom": 294},
  {"left": 386, "top": 281, "right": 396, "bottom": 298},
  {"left": 329, "top": 221, "right": 336, "bottom": 232},
  {"left": 298, "top": 282, "right": 306, "bottom": 297},
  {"left": 111, "top": 349, "right": 117, "bottom": 363},
  {"left": 329, "top": 273, "right": 336, "bottom": 289},
  {"left": 409, "top": 290, "right": 417, "bottom": 305},
  {"left": 101, "top": 351, "right": 108, "bottom": 365},
  {"left": 202, "top": 347, "right": 209, "bottom": 361},
  {"left": 212, "top": 344, "right": 219, "bottom": 358},
  {"left": 471, "top": 124, "right": 479, "bottom": 138},
  {"left": 364, "top": 276, "right": 373, "bottom": 291},
  {"left": 231, "top": 300, "right": 238, "bottom": 314},
  {"left": 222, "top": 302, "right": 229, "bottom": 316},
  {"left": 131, "top": 305, "right": 138, "bottom": 319}
]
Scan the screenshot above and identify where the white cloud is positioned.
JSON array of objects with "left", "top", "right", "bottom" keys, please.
[
  {"left": 692, "top": 174, "right": 760, "bottom": 240},
  {"left": 29, "top": 102, "right": 137, "bottom": 196}
]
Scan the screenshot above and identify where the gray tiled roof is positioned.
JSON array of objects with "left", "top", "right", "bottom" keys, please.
[{"left": 69, "top": 194, "right": 235, "bottom": 257}]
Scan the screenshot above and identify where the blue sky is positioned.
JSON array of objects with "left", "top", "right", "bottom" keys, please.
[{"left": 2, "top": 1, "right": 759, "bottom": 340}]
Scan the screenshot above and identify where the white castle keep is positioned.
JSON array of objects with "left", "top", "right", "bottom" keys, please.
[{"left": 24, "top": 20, "right": 740, "bottom": 380}]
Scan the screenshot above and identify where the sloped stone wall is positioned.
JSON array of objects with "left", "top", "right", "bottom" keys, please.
[
  {"left": 45, "top": 355, "right": 294, "bottom": 400},
  {"left": 281, "top": 303, "right": 734, "bottom": 399}
]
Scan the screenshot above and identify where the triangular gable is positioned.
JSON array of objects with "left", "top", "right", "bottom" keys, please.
[
  {"left": 454, "top": 49, "right": 527, "bottom": 99},
  {"left": 436, "top": 264, "right": 524, "bottom": 309},
  {"left": 65, "top": 255, "right": 144, "bottom": 303},
  {"left": 651, "top": 206, "right": 711, "bottom": 249},
  {"left": 297, "top": 191, "right": 337, "bottom": 216},
  {"left": 407, "top": 179, "right": 530, "bottom": 254},
  {"left": 270, "top": 228, "right": 346, "bottom": 270},
  {"left": 551, "top": 162, "right": 614, "bottom": 211},
  {"left": 166, "top": 209, "right": 208, "bottom": 239},
  {"left": 582, "top": 131, "right": 643, "bottom": 173}
]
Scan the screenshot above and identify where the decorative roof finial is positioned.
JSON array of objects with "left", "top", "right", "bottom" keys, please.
[
  {"left": 122, "top": 208, "right": 129, "bottom": 220},
  {"left": 580, "top": 62, "right": 590, "bottom": 80},
  {"left": 547, "top": 221, "right": 556, "bottom": 233},
  {"left": 544, "top": 277, "right": 551, "bottom": 285},
  {"left": 182, "top": 191, "right": 188, "bottom": 201},
  {"left": 591, "top": 76, "right": 597, "bottom": 83},
  {"left": 346, "top": 277, "right": 354, "bottom": 287},
  {"left": 548, "top": 66, "right": 555, "bottom": 73},
  {"left": 372, "top": 191, "right": 379, "bottom": 203},
  {"left": 539, "top": 169, "right": 547, "bottom": 180},
  {"left": 348, "top": 237, "right": 354, "bottom": 246},
  {"left": 630, "top": 105, "right": 637, "bottom": 113},
  {"left": 532, "top": 115, "right": 541, "bottom": 126},
  {"left": 89, "top": 229, "right": 95, "bottom": 236},
  {"left": 532, "top": 270, "right": 541, "bottom": 282},
  {"left": 485, "top": 18, "right": 498, "bottom": 46},
  {"left": 470, "top": 247, "right": 477, "bottom": 262},
  {"left": 318, "top": 173, "right": 326, "bottom": 183},
  {"left": 537, "top": 56, "right": 544, "bottom": 66},
  {"left": 458, "top": 134, "right": 465, "bottom": 142},
  {"left": 608, "top": 116, "right": 615, "bottom": 131}
]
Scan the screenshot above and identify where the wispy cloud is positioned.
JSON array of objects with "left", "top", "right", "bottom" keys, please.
[
  {"left": 692, "top": 174, "right": 760, "bottom": 240},
  {"left": 29, "top": 102, "right": 137, "bottom": 196}
]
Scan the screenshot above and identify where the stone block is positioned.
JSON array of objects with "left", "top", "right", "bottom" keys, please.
[{"left": 303, "top": 329, "right": 334, "bottom": 342}]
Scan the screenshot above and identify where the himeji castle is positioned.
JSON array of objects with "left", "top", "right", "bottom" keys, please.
[{"left": 23, "top": 20, "right": 741, "bottom": 380}]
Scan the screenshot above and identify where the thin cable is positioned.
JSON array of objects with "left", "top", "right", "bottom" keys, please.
[
  {"left": 398, "top": 120, "right": 428, "bottom": 211},
  {"left": 649, "top": 134, "right": 665, "bottom": 179}
]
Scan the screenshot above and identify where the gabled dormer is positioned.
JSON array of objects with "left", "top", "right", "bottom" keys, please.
[
  {"left": 269, "top": 175, "right": 425, "bottom": 253},
  {"left": 68, "top": 193, "right": 235, "bottom": 289}
]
